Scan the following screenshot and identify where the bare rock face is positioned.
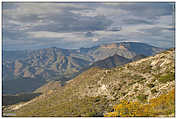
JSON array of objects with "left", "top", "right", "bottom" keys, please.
[
  {"left": 119, "top": 44, "right": 127, "bottom": 50},
  {"left": 14, "top": 60, "right": 23, "bottom": 76}
]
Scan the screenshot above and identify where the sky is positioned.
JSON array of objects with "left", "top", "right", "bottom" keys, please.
[{"left": 2, "top": 2, "right": 175, "bottom": 50}]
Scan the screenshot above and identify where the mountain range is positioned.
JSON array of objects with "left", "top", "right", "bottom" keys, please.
[{"left": 3, "top": 42, "right": 163, "bottom": 94}]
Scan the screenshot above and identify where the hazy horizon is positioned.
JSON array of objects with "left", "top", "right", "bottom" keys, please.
[{"left": 3, "top": 41, "right": 173, "bottom": 51}]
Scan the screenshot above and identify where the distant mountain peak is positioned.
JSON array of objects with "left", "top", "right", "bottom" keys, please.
[
  {"left": 118, "top": 44, "right": 127, "bottom": 50},
  {"left": 101, "top": 43, "right": 118, "bottom": 49}
]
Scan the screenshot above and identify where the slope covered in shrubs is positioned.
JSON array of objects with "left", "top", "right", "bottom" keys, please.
[{"left": 4, "top": 48, "right": 174, "bottom": 117}]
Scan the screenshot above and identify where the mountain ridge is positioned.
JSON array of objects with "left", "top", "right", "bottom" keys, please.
[{"left": 3, "top": 42, "right": 164, "bottom": 94}]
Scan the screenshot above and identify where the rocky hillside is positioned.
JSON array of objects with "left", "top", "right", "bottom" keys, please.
[{"left": 6, "top": 48, "right": 174, "bottom": 117}]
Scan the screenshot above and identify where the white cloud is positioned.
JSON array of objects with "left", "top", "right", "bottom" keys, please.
[
  {"left": 27, "top": 31, "right": 82, "bottom": 40},
  {"left": 71, "top": 10, "right": 98, "bottom": 17},
  {"left": 91, "top": 38, "right": 99, "bottom": 42}
]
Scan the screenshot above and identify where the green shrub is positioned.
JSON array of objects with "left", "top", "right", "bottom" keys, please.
[
  {"left": 128, "top": 82, "right": 135, "bottom": 86},
  {"left": 86, "top": 112, "right": 97, "bottom": 117},
  {"left": 137, "top": 94, "right": 148, "bottom": 102},
  {"left": 159, "top": 73, "right": 175, "bottom": 83},
  {"left": 121, "top": 92, "right": 127, "bottom": 96},
  {"left": 151, "top": 78, "right": 156, "bottom": 82},
  {"left": 95, "top": 97, "right": 100, "bottom": 102},
  {"left": 147, "top": 83, "right": 155, "bottom": 88},
  {"left": 134, "top": 88, "right": 138, "bottom": 92},
  {"left": 151, "top": 89, "right": 158, "bottom": 94}
]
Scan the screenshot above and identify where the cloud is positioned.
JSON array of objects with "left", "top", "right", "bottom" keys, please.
[
  {"left": 92, "top": 38, "right": 99, "bottom": 42},
  {"left": 123, "top": 19, "right": 157, "bottom": 25},
  {"left": 2, "top": 2, "right": 175, "bottom": 50},
  {"left": 116, "top": 3, "right": 174, "bottom": 17},
  {"left": 85, "top": 32, "right": 95, "bottom": 37},
  {"left": 27, "top": 31, "right": 78, "bottom": 39}
]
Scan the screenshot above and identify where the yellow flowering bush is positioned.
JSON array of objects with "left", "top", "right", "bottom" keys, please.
[{"left": 104, "top": 89, "right": 175, "bottom": 117}]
